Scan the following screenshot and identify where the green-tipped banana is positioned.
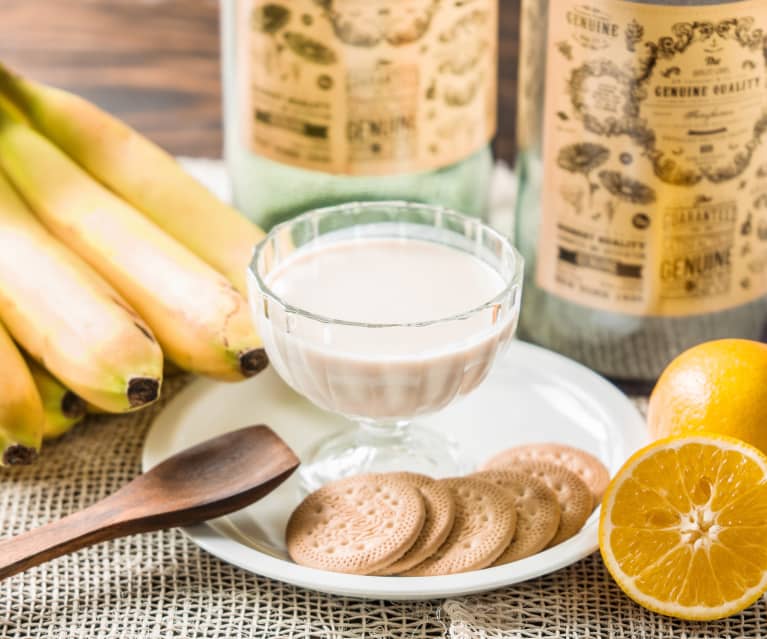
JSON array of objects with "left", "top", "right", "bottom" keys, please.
[
  {"left": 0, "top": 64, "right": 264, "bottom": 295},
  {"left": 0, "top": 322, "right": 43, "bottom": 465},
  {"left": 0, "top": 114, "right": 267, "bottom": 381},
  {"left": 0, "top": 169, "right": 163, "bottom": 412},
  {"left": 25, "top": 357, "right": 87, "bottom": 440}
]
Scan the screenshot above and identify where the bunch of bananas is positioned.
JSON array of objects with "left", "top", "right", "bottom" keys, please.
[{"left": 0, "top": 65, "right": 268, "bottom": 465}]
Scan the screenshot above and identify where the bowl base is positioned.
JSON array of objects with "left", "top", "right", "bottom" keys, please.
[{"left": 298, "top": 422, "right": 468, "bottom": 493}]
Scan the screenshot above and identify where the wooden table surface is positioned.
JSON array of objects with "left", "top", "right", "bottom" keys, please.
[{"left": 0, "top": 0, "right": 520, "bottom": 161}]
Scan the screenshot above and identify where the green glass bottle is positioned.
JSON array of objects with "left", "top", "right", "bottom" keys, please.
[
  {"left": 221, "top": 0, "right": 497, "bottom": 230},
  {"left": 516, "top": 0, "right": 767, "bottom": 381}
]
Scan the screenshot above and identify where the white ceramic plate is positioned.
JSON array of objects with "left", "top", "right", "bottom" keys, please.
[{"left": 142, "top": 340, "right": 647, "bottom": 600}]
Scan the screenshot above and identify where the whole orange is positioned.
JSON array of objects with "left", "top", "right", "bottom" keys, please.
[{"left": 648, "top": 339, "right": 767, "bottom": 454}]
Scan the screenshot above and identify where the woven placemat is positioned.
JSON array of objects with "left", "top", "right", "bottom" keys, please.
[{"left": 1, "top": 379, "right": 765, "bottom": 639}]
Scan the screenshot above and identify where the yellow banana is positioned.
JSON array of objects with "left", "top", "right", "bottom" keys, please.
[
  {"left": 0, "top": 64, "right": 263, "bottom": 295},
  {"left": 0, "top": 170, "right": 163, "bottom": 412},
  {"left": 25, "top": 357, "right": 87, "bottom": 440},
  {"left": 0, "top": 321, "right": 43, "bottom": 465},
  {"left": 0, "top": 116, "right": 267, "bottom": 381}
]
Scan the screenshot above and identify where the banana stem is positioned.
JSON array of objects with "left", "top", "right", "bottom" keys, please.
[
  {"left": 60, "top": 391, "right": 86, "bottom": 420},
  {"left": 1, "top": 442, "right": 37, "bottom": 466}
]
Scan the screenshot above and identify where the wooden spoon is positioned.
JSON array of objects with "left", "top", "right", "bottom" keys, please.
[{"left": 0, "top": 424, "right": 299, "bottom": 580}]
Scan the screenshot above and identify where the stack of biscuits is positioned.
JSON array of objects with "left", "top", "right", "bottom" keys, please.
[{"left": 286, "top": 443, "right": 610, "bottom": 576}]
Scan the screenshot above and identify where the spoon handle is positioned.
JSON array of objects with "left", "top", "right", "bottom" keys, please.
[
  {"left": 0, "top": 493, "right": 138, "bottom": 580},
  {"left": 0, "top": 425, "right": 299, "bottom": 581}
]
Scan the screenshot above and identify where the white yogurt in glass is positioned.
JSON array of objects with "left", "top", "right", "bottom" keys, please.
[{"left": 255, "top": 236, "right": 516, "bottom": 421}]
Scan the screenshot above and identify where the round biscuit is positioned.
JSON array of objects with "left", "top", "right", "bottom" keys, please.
[
  {"left": 401, "top": 477, "right": 516, "bottom": 576},
  {"left": 481, "top": 443, "right": 610, "bottom": 504},
  {"left": 376, "top": 473, "right": 456, "bottom": 575},
  {"left": 473, "top": 470, "right": 561, "bottom": 563},
  {"left": 512, "top": 461, "right": 593, "bottom": 547},
  {"left": 286, "top": 474, "right": 425, "bottom": 575}
]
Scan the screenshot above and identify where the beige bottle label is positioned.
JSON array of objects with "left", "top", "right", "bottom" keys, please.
[
  {"left": 537, "top": 0, "right": 767, "bottom": 317},
  {"left": 237, "top": 0, "right": 497, "bottom": 176}
]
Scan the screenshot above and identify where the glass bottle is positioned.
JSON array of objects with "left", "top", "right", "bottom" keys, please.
[
  {"left": 220, "top": 0, "right": 498, "bottom": 230},
  {"left": 516, "top": 0, "right": 767, "bottom": 381}
]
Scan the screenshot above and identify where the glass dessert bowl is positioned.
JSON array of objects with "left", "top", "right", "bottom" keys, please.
[{"left": 248, "top": 202, "right": 523, "bottom": 491}]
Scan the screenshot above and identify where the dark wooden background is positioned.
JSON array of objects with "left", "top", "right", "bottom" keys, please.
[{"left": 0, "top": 0, "right": 519, "bottom": 161}]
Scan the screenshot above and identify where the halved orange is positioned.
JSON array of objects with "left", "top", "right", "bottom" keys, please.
[{"left": 599, "top": 435, "right": 767, "bottom": 620}]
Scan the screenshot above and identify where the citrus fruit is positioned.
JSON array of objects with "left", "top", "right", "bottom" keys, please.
[
  {"left": 648, "top": 339, "right": 767, "bottom": 454},
  {"left": 599, "top": 435, "right": 767, "bottom": 621}
]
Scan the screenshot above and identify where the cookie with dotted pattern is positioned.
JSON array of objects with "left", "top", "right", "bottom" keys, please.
[
  {"left": 481, "top": 443, "right": 610, "bottom": 505},
  {"left": 513, "top": 460, "right": 593, "bottom": 548},
  {"left": 376, "top": 472, "right": 457, "bottom": 575},
  {"left": 400, "top": 477, "right": 516, "bottom": 576},
  {"left": 286, "top": 474, "right": 425, "bottom": 575},
  {"left": 473, "top": 469, "right": 561, "bottom": 564}
]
